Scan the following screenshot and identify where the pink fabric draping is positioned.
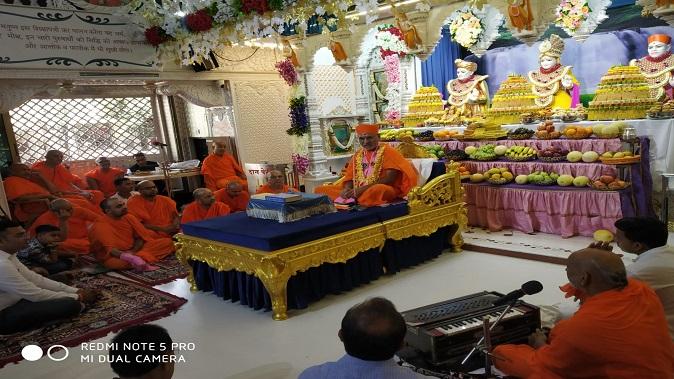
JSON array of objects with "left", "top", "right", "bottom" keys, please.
[
  {"left": 389, "top": 139, "right": 622, "bottom": 154},
  {"left": 462, "top": 161, "right": 616, "bottom": 178},
  {"left": 464, "top": 183, "right": 622, "bottom": 238}
]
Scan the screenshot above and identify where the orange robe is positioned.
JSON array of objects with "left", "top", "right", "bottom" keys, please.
[
  {"left": 255, "top": 184, "right": 297, "bottom": 194},
  {"left": 181, "top": 201, "right": 230, "bottom": 224},
  {"left": 89, "top": 214, "right": 175, "bottom": 270},
  {"left": 32, "top": 162, "right": 105, "bottom": 207},
  {"left": 84, "top": 167, "right": 125, "bottom": 197},
  {"left": 315, "top": 144, "right": 418, "bottom": 207},
  {"left": 200, "top": 153, "right": 247, "bottom": 191},
  {"left": 3, "top": 176, "right": 100, "bottom": 221},
  {"left": 28, "top": 205, "right": 101, "bottom": 254},
  {"left": 214, "top": 189, "right": 250, "bottom": 213},
  {"left": 494, "top": 279, "right": 674, "bottom": 379},
  {"left": 126, "top": 195, "right": 178, "bottom": 238}
]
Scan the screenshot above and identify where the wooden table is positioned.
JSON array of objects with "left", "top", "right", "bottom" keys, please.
[{"left": 126, "top": 169, "right": 201, "bottom": 182}]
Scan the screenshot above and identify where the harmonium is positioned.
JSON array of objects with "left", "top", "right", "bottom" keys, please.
[{"left": 399, "top": 291, "right": 541, "bottom": 371}]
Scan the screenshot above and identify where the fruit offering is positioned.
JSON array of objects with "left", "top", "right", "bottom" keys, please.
[
  {"left": 527, "top": 171, "right": 559, "bottom": 186},
  {"left": 424, "top": 144, "right": 446, "bottom": 159},
  {"left": 562, "top": 125, "right": 593, "bottom": 139},
  {"left": 592, "top": 123, "right": 626, "bottom": 139},
  {"left": 600, "top": 151, "right": 634, "bottom": 159},
  {"left": 458, "top": 165, "right": 471, "bottom": 180},
  {"left": 444, "top": 149, "right": 469, "bottom": 161},
  {"left": 535, "top": 121, "right": 561, "bottom": 139},
  {"left": 508, "top": 127, "right": 535, "bottom": 140},
  {"left": 469, "top": 144, "right": 498, "bottom": 161},
  {"left": 484, "top": 167, "right": 514, "bottom": 185},
  {"left": 414, "top": 130, "right": 435, "bottom": 141},
  {"left": 538, "top": 146, "right": 569, "bottom": 162},
  {"left": 581, "top": 151, "right": 599, "bottom": 163},
  {"left": 470, "top": 173, "right": 485, "bottom": 183},
  {"left": 433, "top": 129, "right": 460, "bottom": 141},
  {"left": 378, "top": 129, "right": 399, "bottom": 141},
  {"left": 590, "top": 175, "right": 629, "bottom": 190},
  {"left": 505, "top": 146, "right": 537, "bottom": 161}
]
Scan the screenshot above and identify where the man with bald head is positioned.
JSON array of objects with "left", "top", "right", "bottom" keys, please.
[
  {"left": 215, "top": 181, "right": 250, "bottom": 213},
  {"left": 255, "top": 170, "right": 297, "bottom": 194},
  {"left": 28, "top": 199, "right": 101, "bottom": 255},
  {"left": 126, "top": 180, "right": 179, "bottom": 238},
  {"left": 89, "top": 198, "right": 174, "bottom": 271},
  {"left": 181, "top": 188, "right": 230, "bottom": 224},
  {"left": 494, "top": 248, "right": 674, "bottom": 378},
  {"left": 200, "top": 142, "right": 247, "bottom": 191},
  {"left": 31, "top": 150, "right": 105, "bottom": 207}
]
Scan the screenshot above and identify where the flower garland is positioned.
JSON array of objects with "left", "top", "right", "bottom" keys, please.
[
  {"left": 275, "top": 59, "right": 298, "bottom": 86},
  {"left": 448, "top": 9, "right": 484, "bottom": 48},
  {"left": 354, "top": 145, "right": 385, "bottom": 186},
  {"left": 383, "top": 54, "right": 402, "bottom": 120},
  {"left": 375, "top": 25, "right": 408, "bottom": 60},
  {"left": 276, "top": 58, "right": 309, "bottom": 136},
  {"left": 555, "top": 0, "right": 591, "bottom": 33},
  {"left": 291, "top": 153, "right": 309, "bottom": 175}
]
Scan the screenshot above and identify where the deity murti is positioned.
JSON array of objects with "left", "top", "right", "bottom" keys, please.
[
  {"left": 630, "top": 34, "right": 674, "bottom": 102},
  {"left": 527, "top": 34, "right": 580, "bottom": 109},
  {"left": 446, "top": 59, "right": 489, "bottom": 118}
]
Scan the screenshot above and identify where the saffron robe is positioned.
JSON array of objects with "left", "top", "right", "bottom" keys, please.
[
  {"left": 494, "top": 279, "right": 674, "bottom": 379},
  {"left": 214, "top": 189, "right": 250, "bottom": 213},
  {"left": 200, "top": 153, "right": 247, "bottom": 191},
  {"left": 315, "top": 144, "right": 418, "bottom": 207},
  {"left": 126, "top": 195, "right": 178, "bottom": 238},
  {"left": 29, "top": 205, "right": 101, "bottom": 254},
  {"left": 255, "top": 184, "right": 297, "bottom": 194},
  {"left": 32, "top": 162, "right": 105, "bottom": 206},
  {"left": 181, "top": 201, "right": 230, "bottom": 224},
  {"left": 89, "top": 214, "right": 174, "bottom": 270},
  {"left": 84, "top": 167, "right": 125, "bottom": 197}
]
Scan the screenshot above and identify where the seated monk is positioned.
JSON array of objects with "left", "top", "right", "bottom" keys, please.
[
  {"left": 4, "top": 163, "right": 100, "bottom": 223},
  {"left": 90, "top": 198, "right": 174, "bottom": 271},
  {"left": 200, "top": 142, "right": 247, "bottom": 191},
  {"left": 84, "top": 157, "right": 125, "bottom": 198},
  {"left": 255, "top": 170, "right": 298, "bottom": 194},
  {"left": 126, "top": 180, "right": 179, "bottom": 238},
  {"left": 315, "top": 124, "right": 418, "bottom": 207},
  {"left": 28, "top": 199, "right": 101, "bottom": 255},
  {"left": 215, "top": 181, "right": 250, "bottom": 213},
  {"left": 181, "top": 188, "right": 230, "bottom": 224},
  {"left": 494, "top": 248, "right": 674, "bottom": 378},
  {"left": 32, "top": 150, "right": 105, "bottom": 207}
]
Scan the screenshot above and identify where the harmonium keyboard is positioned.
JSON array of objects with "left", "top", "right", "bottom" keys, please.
[{"left": 401, "top": 291, "right": 540, "bottom": 369}]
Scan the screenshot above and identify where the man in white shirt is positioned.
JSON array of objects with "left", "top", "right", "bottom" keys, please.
[
  {"left": 109, "top": 177, "right": 140, "bottom": 206},
  {"left": 613, "top": 217, "right": 674, "bottom": 341},
  {"left": 0, "top": 218, "right": 99, "bottom": 334}
]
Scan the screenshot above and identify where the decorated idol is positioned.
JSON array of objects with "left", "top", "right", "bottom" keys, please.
[
  {"left": 630, "top": 34, "right": 674, "bottom": 101},
  {"left": 446, "top": 59, "right": 490, "bottom": 118},
  {"left": 528, "top": 34, "right": 580, "bottom": 109}
]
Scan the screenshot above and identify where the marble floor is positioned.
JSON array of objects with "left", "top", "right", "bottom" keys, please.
[{"left": 0, "top": 230, "right": 659, "bottom": 379}]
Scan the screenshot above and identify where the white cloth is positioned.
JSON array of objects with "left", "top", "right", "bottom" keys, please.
[
  {"left": 408, "top": 158, "right": 436, "bottom": 187},
  {"left": 109, "top": 191, "right": 139, "bottom": 206},
  {"left": 0, "top": 250, "right": 78, "bottom": 311},
  {"left": 627, "top": 245, "right": 674, "bottom": 341}
]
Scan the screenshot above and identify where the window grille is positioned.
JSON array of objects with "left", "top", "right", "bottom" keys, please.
[{"left": 9, "top": 97, "right": 160, "bottom": 164}]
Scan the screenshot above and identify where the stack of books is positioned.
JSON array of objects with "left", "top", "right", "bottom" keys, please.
[{"left": 250, "top": 193, "right": 302, "bottom": 203}]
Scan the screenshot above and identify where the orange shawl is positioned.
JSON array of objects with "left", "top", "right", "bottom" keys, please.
[{"left": 181, "top": 201, "right": 230, "bottom": 224}]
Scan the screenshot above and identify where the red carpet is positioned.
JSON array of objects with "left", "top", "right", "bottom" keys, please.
[{"left": 79, "top": 254, "right": 188, "bottom": 286}]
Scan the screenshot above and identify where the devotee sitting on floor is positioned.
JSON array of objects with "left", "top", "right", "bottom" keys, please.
[
  {"left": 181, "top": 188, "right": 230, "bottom": 224},
  {"left": 200, "top": 142, "right": 247, "bottom": 191},
  {"left": 587, "top": 217, "right": 674, "bottom": 341},
  {"left": 84, "top": 157, "right": 125, "bottom": 198},
  {"left": 31, "top": 150, "right": 105, "bottom": 207},
  {"left": 90, "top": 198, "right": 175, "bottom": 271},
  {"left": 17, "top": 224, "right": 76, "bottom": 277},
  {"left": 129, "top": 152, "right": 159, "bottom": 173},
  {"left": 315, "top": 124, "right": 418, "bottom": 207},
  {"left": 28, "top": 199, "right": 100, "bottom": 255},
  {"left": 255, "top": 169, "right": 298, "bottom": 194},
  {"left": 494, "top": 248, "right": 674, "bottom": 378},
  {"left": 109, "top": 177, "right": 140, "bottom": 206},
  {"left": 109, "top": 324, "right": 175, "bottom": 379},
  {"left": 0, "top": 218, "right": 99, "bottom": 334},
  {"left": 215, "top": 181, "right": 250, "bottom": 213},
  {"left": 127, "top": 180, "right": 179, "bottom": 238},
  {"left": 299, "top": 297, "right": 429, "bottom": 379},
  {"left": 4, "top": 163, "right": 100, "bottom": 223}
]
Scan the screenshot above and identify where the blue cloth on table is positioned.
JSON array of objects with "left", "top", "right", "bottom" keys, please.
[
  {"left": 382, "top": 226, "right": 452, "bottom": 274},
  {"left": 247, "top": 193, "right": 335, "bottom": 223},
  {"left": 182, "top": 202, "right": 409, "bottom": 251}
]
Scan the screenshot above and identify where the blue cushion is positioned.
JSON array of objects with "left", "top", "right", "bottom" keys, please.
[{"left": 369, "top": 201, "right": 409, "bottom": 222}]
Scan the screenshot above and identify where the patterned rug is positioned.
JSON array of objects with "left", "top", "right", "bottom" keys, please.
[
  {"left": 0, "top": 275, "right": 187, "bottom": 368},
  {"left": 79, "top": 254, "right": 189, "bottom": 286}
]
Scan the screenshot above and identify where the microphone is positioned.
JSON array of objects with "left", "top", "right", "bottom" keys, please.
[
  {"left": 151, "top": 141, "right": 168, "bottom": 147},
  {"left": 493, "top": 280, "right": 543, "bottom": 306}
]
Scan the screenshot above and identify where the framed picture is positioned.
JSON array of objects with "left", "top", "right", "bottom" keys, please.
[
  {"left": 206, "top": 106, "right": 235, "bottom": 137},
  {"left": 370, "top": 70, "right": 389, "bottom": 122}
]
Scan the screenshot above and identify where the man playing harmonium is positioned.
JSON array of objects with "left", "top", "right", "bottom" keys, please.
[{"left": 315, "top": 124, "right": 417, "bottom": 207}]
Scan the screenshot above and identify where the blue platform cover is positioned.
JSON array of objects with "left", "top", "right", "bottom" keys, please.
[
  {"left": 182, "top": 202, "right": 409, "bottom": 251},
  {"left": 246, "top": 193, "right": 336, "bottom": 223}
]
